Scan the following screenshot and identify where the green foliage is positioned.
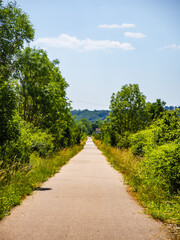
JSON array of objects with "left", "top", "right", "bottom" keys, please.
[
  {"left": 0, "top": 1, "right": 34, "bottom": 78},
  {"left": 130, "top": 110, "right": 180, "bottom": 156},
  {"left": 0, "top": 1, "right": 82, "bottom": 169},
  {"left": 98, "top": 118, "right": 115, "bottom": 145},
  {"left": 15, "top": 47, "right": 79, "bottom": 149},
  {"left": 77, "top": 118, "right": 93, "bottom": 135},
  {"left": 0, "top": 0, "right": 34, "bottom": 152},
  {"left": 142, "top": 143, "right": 180, "bottom": 195},
  {"left": 16, "top": 47, "right": 68, "bottom": 125},
  {"left": 0, "top": 95, "right": 19, "bottom": 153},
  {"left": 130, "top": 128, "right": 157, "bottom": 156},
  {"left": 116, "top": 131, "right": 131, "bottom": 149},
  {"left": 19, "top": 122, "right": 54, "bottom": 158},
  {"left": 71, "top": 109, "right": 110, "bottom": 122},
  {"left": 91, "top": 120, "right": 102, "bottom": 132},
  {"left": 99, "top": 84, "right": 149, "bottom": 146},
  {"left": 153, "top": 110, "right": 180, "bottom": 145},
  {"left": 1, "top": 121, "right": 54, "bottom": 167},
  {"left": 146, "top": 99, "right": 166, "bottom": 121},
  {"left": 110, "top": 84, "right": 147, "bottom": 135},
  {"left": 99, "top": 84, "right": 167, "bottom": 149}
]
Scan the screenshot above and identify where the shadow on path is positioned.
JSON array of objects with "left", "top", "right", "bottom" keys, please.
[{"left": 35, "top": 187, "right": 52, "bottom": 191}]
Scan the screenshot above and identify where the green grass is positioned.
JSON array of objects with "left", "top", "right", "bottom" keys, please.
[
  {"left": 0, "top": 140, "right": 86, "bottom": 220},
  {"left": 93, "top": 138, "right": 180, "bottom": 225}
]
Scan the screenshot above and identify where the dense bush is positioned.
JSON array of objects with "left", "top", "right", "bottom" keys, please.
[
  {"left": 116, "top": 132, "right": 131, "bottom": 149},
  {"left": 130, "top": 111, "right": 180, "bottom": 156},
  {"left": 1, "top": 121, "right": 54, "bottom": 167},
  {"left": 142, "top": 143, "right": 180, "bottom": 195},
  {"left": 20, "top": 122, "right": 54, "bottom": 157},
  {"left": 130, "top": 128, "right": 157, "bottom": 156},
  {"left": 93, "top": 133, "right": 101, "bottom": 140},
  {"left": 153, "top": 111, "right": 180, "bottom": 145}
]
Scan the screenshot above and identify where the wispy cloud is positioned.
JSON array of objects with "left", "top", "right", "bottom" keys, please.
[
  {"left": 33, "top": 34, "right": 135, "bottom": 51},
  {"left": 124, "top": 32, "right": 146, "bottom": 39},
  {"left": 164, "top": 44, "right": 180, "bottom": 50},
  {"left": 158, "top": 44, "right": 180, "bottom": 50},
  {"left": 98, "top": 23, "right": 136, "bottom": 29}
]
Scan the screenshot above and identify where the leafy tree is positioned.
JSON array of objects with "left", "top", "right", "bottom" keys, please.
[
  {"left": 91, "top": 120, "right": 102, "bottom": 133},
  {"left": 0, "top": 0, "right": 34, "bottom": 79},
  {"left": 153, "top": 110, "right": 180, "bottom": 145},
  {"left": 0, "top": 1, "right": 34, "bottom": 157},
  {"left": 146, "top": 99, "right": 166, "bottom": 121},
  {"left": 0, "top": 1, "right": 82, "bottom": 167},
  {"left": 16, "top": 47, "right": 79, "bottom": 148},
  {"left": 130, "top": 109, "right": 180, "bottom": 157},
  {"left": 97, "top": 118, "right": 112, "bottom": 143},
  {"left": 78, "top": 118, "right": 93, "bottom": 135},
  {"left": 16, "top": 47, "right": 60, "bottom": 124},
  {"left": 109, "top": 84, "right": 147, "bottom": 145}
]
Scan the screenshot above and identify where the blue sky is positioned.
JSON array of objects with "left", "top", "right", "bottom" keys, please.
[{"left": 13, "top": 0, "right": 180, "bottom": 109}]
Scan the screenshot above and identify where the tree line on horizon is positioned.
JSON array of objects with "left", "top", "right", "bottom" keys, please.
[{"left": 71, "top": 109, "right": 110, "bottom": 122}]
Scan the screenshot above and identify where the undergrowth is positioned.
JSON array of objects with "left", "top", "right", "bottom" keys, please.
[
  {"left": 0, "top": 139, "right": 86, "bottom": 220},
  {"left": 93, "top": 138, "right": 180, "bottom": 225}
]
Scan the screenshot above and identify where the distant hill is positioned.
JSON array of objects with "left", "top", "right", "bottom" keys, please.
[
  {"left": 71, "top": 106, "right": 179, "bottom": 122},
  {"left": 165, "top": 106, "right": 180, "bottom": 110},
  {"left": 71, "top": 109, "right": 110, "bottom": 122}
]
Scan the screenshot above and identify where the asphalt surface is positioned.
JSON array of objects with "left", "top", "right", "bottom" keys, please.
[{"left": 0, "top": 137, "right": 171, "bottom": 240}]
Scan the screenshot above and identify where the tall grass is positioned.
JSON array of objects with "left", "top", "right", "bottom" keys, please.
[
  {"left": 93, "top": 139, "right": 180, "bottom": 225},
  {"left": 0, "top": 139, "right": 86, "bottom": 220}
]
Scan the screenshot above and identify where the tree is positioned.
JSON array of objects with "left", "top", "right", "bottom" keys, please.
[
  {"left": 0, "top": 1, "right": 34, "bottom": 78},
  {"left": 109, "top": 84, "right": 147, "bottom": 145},
  {"left": 0, "top": 1, "right": 82, "bottom": 165},
  {"left": 16, "top": 47, "right": 77, "bottom": 148},
  {"left": 146, "top": 99, "right": 166, "bottom": 121},
  {"left": 0, "top": 1, "right": 34, "bottom": 153},
  {"left": 16, "top": 47, "right": 58, "bottom": 124},
  {"left": 78, "top": 118, "right": 93, "bottom": 135}
]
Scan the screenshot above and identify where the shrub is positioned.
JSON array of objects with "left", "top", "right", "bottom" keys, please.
[
  {"left": 18, "top": 122, "right": 54, "bottom": 158},
  {"left": 130, "top": 128, "right": 157, "bottom": 156},
  {"left": 130, "top": 111, "right": 180, "bottom": 157},
  {"left": 117, "top": 132, "right": 131, "bottom": 149},
  {"left": 93, "top": 133, "right": 101, "bottom": 140},
  {"left": 141, "top": 143, "right": 180, "bottom": 195},
  {"left": 153, "top": 111, "right": 180, "bottom": 145},
  {"left": 1, "top": 122, "right": 54, "bottom": 167}
]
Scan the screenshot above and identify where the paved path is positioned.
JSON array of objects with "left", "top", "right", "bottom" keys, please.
[{"left": 0, "top": 138, "right": 170, "bottom": 240}]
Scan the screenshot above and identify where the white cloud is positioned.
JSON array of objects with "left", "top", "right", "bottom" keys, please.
[
  {"left": 98, "top": 23, "right": 136, "bottom": 29},
  {"left": 33, "top": 34, "right": 135, "bottom": 51},
  {"left": 124, "top": 32, "right": 146, "bottom": 38},
  {"left": 164, "top": 44, "right": 180, "bottom": 50},
  {"left": 158, "top": 44, "right": 180, "bottom": 50}
]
